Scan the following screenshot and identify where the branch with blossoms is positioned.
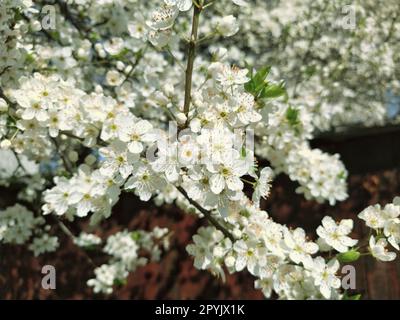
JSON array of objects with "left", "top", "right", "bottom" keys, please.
[{"left": 0, "top": 0, "right": 400, "bottom": 300}]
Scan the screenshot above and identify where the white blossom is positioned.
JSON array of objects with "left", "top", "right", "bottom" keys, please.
[
  {"left": 369, "top": 236, "right": 396, "bottom": 262},
  {"left": 317, "top": 216, "right": 358, "bottom": 253}
]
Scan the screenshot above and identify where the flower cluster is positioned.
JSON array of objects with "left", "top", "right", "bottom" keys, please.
[
  {"left": 145, "top": 0, "right": 243, "bottom": 48},
  {"left": 33, "top": 60, "right": 272, "bottom": 220},
  {"left": 186, "top": 203, "right": 347, "bottom": 299},
  {"left": 186, "top": 196, "right": 400, "bottom": 299},
  {"left": 219, "top": 0, "right": 400, "bottom": 129},
  {"left": 358, "top": 198, "right": 400, "bottom": 261},
  {"left": 42, "top": 165, "right": 122, "bottom": 224},
  {"left": 285, "top": 144, "right": 347, "bottom": 205},
  {"left": 0, "top": 204, "right": 58, "bottom": 255},
  {"left": 0, "top": 0, "right": 32, "bottom": 87},
  {"left": 74, "top": 232, "right": 102, "bottom": 248},
  {"left": 87, "top": 227, "right": 170, "bottom": 294},
  {"left": 256, "top": 102, "right": 347, "bottom": 204},
  {"left": 0, "top": 0, "right": 398, "bottom": 300},
  {"left": 29, "top": 233, "right": 59, "bottom": 256}
]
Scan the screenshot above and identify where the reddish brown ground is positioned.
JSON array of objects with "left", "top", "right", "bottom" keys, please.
[{"left": 1, "top": 170, "right": 400, "bottom": 299}]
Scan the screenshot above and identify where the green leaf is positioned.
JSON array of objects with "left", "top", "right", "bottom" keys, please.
[
  {"left": 337, "top": 171, "right": 347, "bottom": 180},
  {"left": 111, "top": 48, "right": 130, "bottom": 59},
  {"left": 89, "top": 32, "right": 101, "bottom": 42},
  {"left": 337, "top": 249, "right": 361, "bottom": 263},
  {"left": 131, "top": 231, "right": 141, "bottom": 241},
  {"left": 13, "top": 8, "right": 23, "bottom": 22},
  {"left": 285, "top": 106, "right": 300, "bottom": 127},
  {"left": 244, "top": 80, "right": 255, "bottom": 94},
  {"left": 252, "top": 66, "right": 271, "bottom": 87},
  {"left": 240, "top": 146, "right": 247, "bottom": 158},
  {"left": 113, "top": 278, "right": 127, "bottom": 287},
  {"left": 82, "top": 244, "right": 98, "bottom": 251},
  {"left": 244, "top": 65, "right": 271, "bottom": 95},
  {"left": 25, "top": 53, "right": 35, "bottom": 65},
  {"left": 261, "top": 83, "right": 286, "bottom": 99},
  {"left": 343, "top": 292, "right": 362, "bottom": 300},
  {"left": 239, "top": 210, "right": 250, "bottom": 218},
  {"left": 305, "top": 65, "right": 317, "bottom": 77}
]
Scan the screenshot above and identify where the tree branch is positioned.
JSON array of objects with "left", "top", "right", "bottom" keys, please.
[
  {"left": 0, "top": 87, "right": 15, "bottom": 107},
  {"left": 50, "top": 137, "right": 74, "bottom": 173},
  {"left": 56, "top": 218, "right": 96, "bottom": 268},
  {"left": 182, "top": 4, "right": 202, "bottom": 126},
  {"left": 176, "top": 186, "right": 234, "bottom": 241}
]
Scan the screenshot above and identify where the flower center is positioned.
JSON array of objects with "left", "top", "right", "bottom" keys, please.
[{"left": 221, "top": 167, "right": 230, "bottom": 176}]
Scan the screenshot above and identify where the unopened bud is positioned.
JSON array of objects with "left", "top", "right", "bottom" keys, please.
[
  {"left": 31, "top": 20, "right": 42, "bottom": 32},
  {"left": 225, "top": 255, "right": 235, "bottom": 268},
  {"left": 232, "top": 228, "right": 242, "bottom": 238},
  {"left": 84, "top": 154, "right": 97, "bottom": 166},
  {"left": 68, "top": 151, "right": 79, "bottom": 163},
  {"left": 0, "top": 98, "right": 8, "bottom": 112},
  {"left": 0, "top": 139, "right": 12, "bottom": 149},
  {"left": 176, "top": 112, "right": 187, "bottom": 125},
  {"left": 116, "top": 61, "right": 125, "bottom": 71}
]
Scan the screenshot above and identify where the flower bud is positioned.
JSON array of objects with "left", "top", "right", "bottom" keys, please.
[
  {"left": 162, "top": 83, "right": 175, "bottom": 97},
  {"left": 176, "top": 112, "right": 187, "bottom": 125},
  {"left": 0, "top": 139, "right": 12, "bottom": 150},
  {"left": 30, "top": 20, "right": 42, "bottom": 32},
  {"left": 232, "top": 228, "right": 242, "bottom": 238},
  {"left": 84, "top": 154, "right": 97, "bottom": 166},
  {"left": 0, "top": 98, "right": 8, "bottom": 112},
  {"left": 68, "top": 151, "right": 79, "bottom": 163},
  {"left": 116, "top": 61, "right": 125, "bottom": 71},
  {"left": 215, "top": 15, "right": 239, "bottom": 37},
  {"left": 224, "top": 255, "right": 235, "bottom": 268}
]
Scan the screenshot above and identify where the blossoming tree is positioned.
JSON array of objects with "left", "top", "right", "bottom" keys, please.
[{"left": 0, "top": 0, "right": 399, "bottom": 299}]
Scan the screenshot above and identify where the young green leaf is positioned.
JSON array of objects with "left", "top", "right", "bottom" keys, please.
[
  {"left": 131, "top": 231, "right": 141, "bottom": 241},
  {"left": 337, "top": 249, "right": 361, "bottom": 263},
  {"left": 261, "top": 83, "right": 286, "bottom": 99},
  {"left": 252, "top": 66, "right": 271, "bottom": 87},
  {"left": 343, "top": 292, "right": 362, "bottom": 300},
  {"left": 285, "top": 106, "right": 300, "bottom": 127}
]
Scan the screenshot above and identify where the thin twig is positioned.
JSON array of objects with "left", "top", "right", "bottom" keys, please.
[
  {"left": 176, "top": 186, "right": 234, "bottom": 241},
  {"left": 122, "top": 46, "right": 147, "bottom": 85},
  {"left": 182, "top": 5, "right": 202, "bottom": 126},
  {"left": 51, "top": 137, "right": 74, "bottom": 173},
  {"left": 0, "top": 87, "right": 15, "bottom": 107},
  {"left": 11, "top": 150, "right": 24, "bottom": 176},
  {"left": 384, "top": 7, "right": 400, "bottom": 42},
  {"left": 60, "top": 130, "right": 107, "bottom": 147},
  {"left": 166, "top": 47, "right": 185, "bottom": 71},
  {"left": 56, "top": 218, "right": 96, "bottom": 267}
]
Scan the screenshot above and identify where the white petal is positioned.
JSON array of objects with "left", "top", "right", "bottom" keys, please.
[
  {"left": 235, "top": 255, "right": 247, "bottom": 271},
  {"left": 226, "top": 176, "right": 243, "bottom": 191},
  {"left": 128, "top": 141, "right": 144, "bottom": 154},
  {"left": 178, "top": 0, "right": 193, "bottom": 11},
  {"left": 210, "top": 174, "right": 225, "bottom": 194},
  {"left": 232, "top": 0, "right": 247, "bottom": 6}
]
